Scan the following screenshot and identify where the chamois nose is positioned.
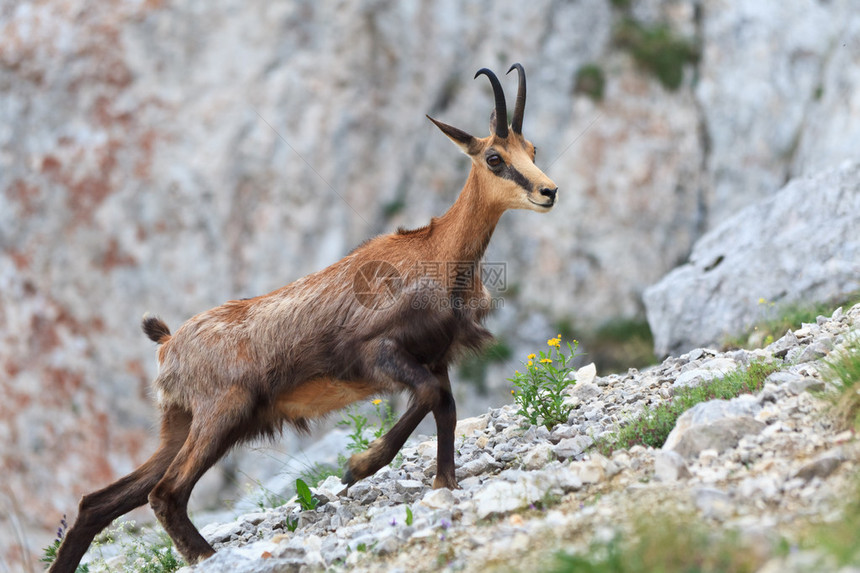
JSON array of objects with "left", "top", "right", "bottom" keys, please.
[{"left": 539, "top": 187, "right": 558, "bottom": 202}]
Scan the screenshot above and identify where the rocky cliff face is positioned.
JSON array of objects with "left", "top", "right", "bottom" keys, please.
[{"left": 2, "top": 0, "right": 859, "bottom": 565}]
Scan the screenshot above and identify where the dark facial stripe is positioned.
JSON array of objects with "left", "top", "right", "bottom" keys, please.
[{"left": 498, "top": 164, "right": 533, "bottom": 192}]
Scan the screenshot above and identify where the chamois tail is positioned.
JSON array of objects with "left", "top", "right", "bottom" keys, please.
[{"left": 142, "top": 314, "right": 172, "bottom": 345}]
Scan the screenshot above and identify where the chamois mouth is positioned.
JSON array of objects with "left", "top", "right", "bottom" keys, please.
[{"left": 528, "top": 197, "right": 555, "bottom": 210}]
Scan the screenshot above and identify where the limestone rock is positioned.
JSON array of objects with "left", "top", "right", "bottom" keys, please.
[
  {"left": 653, "top": 450, "right": 691, "bottom": 482},
  {"left": 664, "top": 396, "right": 765, "bottom": 458},
  {"left": 645, "top": 162, "right": 860, "bottom": 356}
]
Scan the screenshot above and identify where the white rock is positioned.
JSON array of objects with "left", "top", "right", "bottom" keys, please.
[
  {"left": 553, "top": 435, "right": 594, "bottom": 461},
  {"left": 200, "top": 520, "right": 245, "bottom": 544},
  {"left": 522, "top": 443, "right": 555, "bottom": 470},
  {"left": 455, "top": 416, "right": 489, "bottom": 437},
  {"left": 574, "top": 363, "right": 598, "bottom": 386},
  {"left": 653, "top": 450, "right": 691, "bottom": 482},
  {"left": 419, "top": 488, "right": 456, "bottom": 510}
]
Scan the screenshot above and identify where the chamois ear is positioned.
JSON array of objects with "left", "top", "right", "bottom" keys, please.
[
  {"left": 426, "top": 115, "right": 480, "bottom": 156},
  {"left": 488, "top": 109, "right": 499, "bottom": 136}
]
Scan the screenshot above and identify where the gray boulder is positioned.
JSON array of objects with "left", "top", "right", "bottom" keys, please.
[
  {"left": 645, "top": 161, "right": 860, "bottom": 357},
  {"left": 663, "top": 395, "right": 765, "bottom": 459}
]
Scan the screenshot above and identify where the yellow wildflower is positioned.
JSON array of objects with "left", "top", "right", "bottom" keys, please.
[
  {"left": 371, "top": 399, "right": 382, "bottom": 405},
  {"left": 527, "top": 360, "right": 533, "bottom": 367},
  {"left": 511, "top": 389, "right": 515, "bottom": 395},
  {"left": 557, "top": 333, "right": 563, "bottom": 338},
  {"left": 527, "top": 353, "right": 536, "bottom": 360},
  {"left": 540, "top": 358, "right": 552, "bottom": 364},
  {"left": 548, "top": 337, "right": 561, "bottom": 348}
]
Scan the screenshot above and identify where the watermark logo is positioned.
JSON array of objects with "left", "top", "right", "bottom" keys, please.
[
  {"left": 353, "top": 261, "right": 507, "bottom": 311},
  {"left": 352, "top": 260, "right": 402, "bottom": 310}
]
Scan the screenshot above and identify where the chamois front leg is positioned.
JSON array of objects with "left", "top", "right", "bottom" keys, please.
[
  {"left": 430, "top": 367, "right": 458, "bottom": 490},
  {"left": 342, "top": 341, "right": 450, "bottom": 487}
]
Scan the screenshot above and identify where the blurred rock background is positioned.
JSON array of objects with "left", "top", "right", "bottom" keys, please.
[{"left": 1, "top": 0, "right": 858, "bottom": 567}]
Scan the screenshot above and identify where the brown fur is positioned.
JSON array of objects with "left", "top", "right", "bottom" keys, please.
[{"left": 48, "top": 65, "right": 557, "bottom": 571}]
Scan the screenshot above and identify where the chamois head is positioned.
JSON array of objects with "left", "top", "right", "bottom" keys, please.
[{"left": 428, "top": 64, "right": 558, "bottom": 213}]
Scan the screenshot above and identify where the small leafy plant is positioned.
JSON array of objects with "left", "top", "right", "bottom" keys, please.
[
  {"left": 824, "top": 336, "right": 860, "bottom": 431},
  {"left": 338, "top": 398, "right": 397, "bottom": 454},
  {"left": 295, "top": 478, "right": 320, "bottom": 511},
  {"left": 41, "top": 515, "right": 91, "bottom": 572},
  {"left": 509, "top": 336, "right": 580, "bottom": 430},
  {"left": 122, "top": 532, "right": 183, "bottom": 573},
  {"left": 406, "top": 506, "right": 414, "bottom": 526}
]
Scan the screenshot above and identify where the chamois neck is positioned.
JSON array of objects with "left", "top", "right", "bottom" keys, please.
[{"left": 433, "top": 169, "right": 504, "bottom": 263}]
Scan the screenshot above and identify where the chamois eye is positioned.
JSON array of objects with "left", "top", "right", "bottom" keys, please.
[{"left": 487, "top": 154, "right": 502, "bottom": 168}]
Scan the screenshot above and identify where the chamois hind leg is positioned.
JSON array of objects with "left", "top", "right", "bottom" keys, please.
[
  {"left": 148, "top": 389, "right": 253, "bottom": 565},
  {"left": 343, "top": 342, "right": 450, "bottom": 486},
  {"left": 48, "top": 407, "right": 191, "bottom": 573}
]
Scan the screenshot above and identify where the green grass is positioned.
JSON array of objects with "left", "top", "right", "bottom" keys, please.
[
  {"left": 549, "top": 512, "right": 772, "bottom": 573},
  {"left": 802, "top": 478, "right": 860, "bottom": 567},
  {"left": 613, "top": 18, "right": 699, "bottom": 90},
  {"left": 824, "top": 336, "right": 860, "bottom": 432},
  {"left": 596, "top": 360, "right": 781, "bottom": 454},
  {"left": 587, "top": 317, "right": 656, "bottom": 374},
  {"left": 298, "top": 461, "right": 341, "bottom": 487},
  {"left": 46, "top": 521, "right": 185, "bottom": 573},
  {"left": 724, "top": 294, "right": 860, "bottom": 350},
  {"left": 574, "top": 64, "right": 606, "bottom": 101}
]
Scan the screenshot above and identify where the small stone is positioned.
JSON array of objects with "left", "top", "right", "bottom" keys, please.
[
  {"left": 654, "top": 450, "right": 691, "bottom": 482},
  {"left": 574, "top": 363, "right": 598, "bottom": 386},
  {"left": 317, "top": 475, "right": 347, "bottom": 500},
  {"left": 201, "top": 520, "right": 245, "bottom": 544},
  {"left": 347, "top": 482, "right": 379, "bottom": 504},
  {"left": 473, "top": 481, "right": 527, "bottom": 519},
  {"left": 456, "top": 452, "right": 496, "bottom": 479},
  {"left": 785, "top": 377, "right": 826, "bottom": 395},
  {"left": 416, "top": 440, "right": 437, "bottom": 459},
  {"left": 793, "top": 454, "right": 843, "bottom": 482},
  {"left": 419, "top": 487, "right": 456, "bottom": 509},
  {"left": 456, "top": 415, "right": 489, "bottom": 437},
  {"left": 523, "top": 443, "right": 554, "bottom": 470},
  {"left": 765, "top": 371, "right": 803, "bottom": 386},
  {"left": 395, "top": 479, "right": 425, "bottom": 495},
  {"left": 374, "top": 535, "right": 402, "bottom": 555},
  {"left": 694, "top": 487, "right": 733, "bottom": 520},
  {"left": 553, "top": 435, "right": 594, "bottom": 461},
  {"left": 551, "top": 424, "right": 580, "bottom": 441},
  {"left": 770, "top": 330, "right": 800, "bottom": 358},
  {"left": 670, "top": 417, "right": 765, "bottom": 459},
  {"left": 673, "top": 368, "right": 719, "bottom": 388}
]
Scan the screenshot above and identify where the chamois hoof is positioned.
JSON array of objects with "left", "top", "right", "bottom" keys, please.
[
  {"left": 433, "top": 474, "right": 460, "bottom": 490},
  {"left": 341, "top": 468, "right": 356, "bottom": 487}
]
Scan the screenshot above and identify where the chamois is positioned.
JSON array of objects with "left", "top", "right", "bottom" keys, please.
[{"left": 48, "top": 63, "right": 558, "bottom": 571}]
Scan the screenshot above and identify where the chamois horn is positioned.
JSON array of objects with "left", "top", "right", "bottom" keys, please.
[
  {"left": 474, "top": 68, "right": 508, "bottom": 138},
  {"left": 507, "top": 63, "right": 526, "bottom": 134}
]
